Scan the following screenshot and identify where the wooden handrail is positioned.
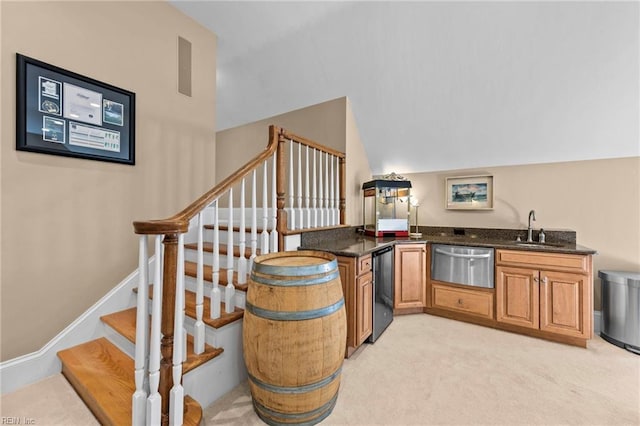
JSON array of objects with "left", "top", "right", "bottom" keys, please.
[
  {"left": 280, "top": 129, "right": 346, "bottom": 159},
  {"left": 133, "top": 125, "right": 281, "bottom": 235}
]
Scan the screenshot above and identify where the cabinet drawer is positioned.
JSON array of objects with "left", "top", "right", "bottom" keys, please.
[
  {"left": 496, "top": 250, "right": 588, "bottom": 273},
  {"left": 432, "top": 283, "right": 494, "bottom": 319},
  {"left": 358, "top": 254, "right": 372, "bottom": 275}
]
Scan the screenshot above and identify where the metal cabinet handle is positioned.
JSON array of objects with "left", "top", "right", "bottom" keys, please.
[{"left": 542, "top": 276, "right": 548, "bottom": 284}]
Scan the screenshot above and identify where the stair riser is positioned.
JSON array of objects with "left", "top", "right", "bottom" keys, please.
[
  {"left": 183, "top": 276, "right": 246, "bottom": 309},
  {"left": 102, "top": 322, "right": 136, "bottom": 359},
  {"left": 202, "top": 228, "right": 269, "bottom": 247},
  {"left": 182, "top": 315, "right": 242, "bottom": 349},
  {"left": 201, "top": 229, "right": 271, "bottom": 250},
  {"left": 186, "top": 206, "right": 272, "bottom": 237},
  {"left": 200, "top": 206, "right": 273, "bottom": 223},
  {"left": 183, "top": 250, "right": 242, "bottom": 269}
]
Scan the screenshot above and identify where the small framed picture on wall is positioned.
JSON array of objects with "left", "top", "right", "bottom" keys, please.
[{"left": 445, "top": 175, "right": 494, "bottom": 210}]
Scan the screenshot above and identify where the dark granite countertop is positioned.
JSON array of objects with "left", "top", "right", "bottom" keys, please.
[
  {"left": 299, "top": 237, "right": 396, "bottom": 257},
  {"left": 298, "top": 227, "right": 597, "bottom": 257}
]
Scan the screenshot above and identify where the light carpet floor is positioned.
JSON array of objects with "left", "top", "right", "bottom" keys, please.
[{"left": 2, "top": 314, "right": 639, "bottom": 425}]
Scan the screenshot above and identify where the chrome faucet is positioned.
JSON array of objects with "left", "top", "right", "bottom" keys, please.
[{"left": 527, "top": 210, "right": 536, "bottom": 242}]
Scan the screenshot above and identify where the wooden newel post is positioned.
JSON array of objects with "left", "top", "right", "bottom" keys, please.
[
  {"left": 160, "top": 233, "right": 178, "bottom": 426},
  {"left": 276, "top": 132, "right": 287, "bottom": 251},
  {"left": 339, "top": 156, "right": 346, "bottom": 225}
]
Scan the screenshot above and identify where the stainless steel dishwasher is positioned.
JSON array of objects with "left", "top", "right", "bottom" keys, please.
[
  {"left": 431, "top": 244, "right": 494, "bottom": 288},
  {"left": 368, "top": 246, "right": 394, "bottom": 343}
]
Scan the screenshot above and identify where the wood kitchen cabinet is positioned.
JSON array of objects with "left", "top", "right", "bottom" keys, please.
[
  {"left": 496, "top": 249, "right": 592, "bottom": 342},
  {"left": 337, "top": 254, "right": 373, "bottom": 358},
  {"left": 394, "top": 243, "right": 428, "bottom": 314},
  {"left": 430, "top": 282, "right": 494, "bottom": 320},
  {"left": 356, "top": 269, "right": 373, "bottom": 344}
]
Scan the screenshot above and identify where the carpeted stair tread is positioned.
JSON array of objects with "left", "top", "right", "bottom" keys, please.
[
  {"left": 140, "top": 286, "right": 245, "bottom": 329},
  {"left": 57, "top": 337, "right": 202, "bottom": 425},
  {"left": 100, "top": 308, "right": 223, "bottom": 374},
  {"left": 184, "top": 260, "right": 249, "bottom": 292},
  {"left": 184, "top": 241, "right": 260, "bottom": 259}
]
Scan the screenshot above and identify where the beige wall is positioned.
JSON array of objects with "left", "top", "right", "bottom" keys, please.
[
  {"left": 1, "top": 1, "right": 217, "bottom": 360},
  {"left": 345, "top": 98, "right": 372, "bottom": 225},
  {"left": 215, "top": 97, "right": 372, "bottom": 222},
  {"left": 216, "top": 97, "right": 346, "bottom": 179},
  {"left": 404, "top": 157, "right": 640, "bottom": 309}
]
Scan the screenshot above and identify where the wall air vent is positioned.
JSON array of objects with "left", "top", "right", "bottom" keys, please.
[{"left": 178, "top": 36, "right": 192, "bottom": 97}]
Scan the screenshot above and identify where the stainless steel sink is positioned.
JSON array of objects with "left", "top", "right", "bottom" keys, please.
[{"left": 514, "top": 241, "right": 564, "bottom": 248}]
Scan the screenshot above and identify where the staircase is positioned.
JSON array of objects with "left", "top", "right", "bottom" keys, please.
[
  {"left": 55, "top": 126, "right": 347, "bottom": 425},
  {"left": 57, "top": 243, "right": 247, "bottom": 425}
]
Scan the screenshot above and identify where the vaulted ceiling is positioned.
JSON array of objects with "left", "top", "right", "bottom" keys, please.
[{"left": 170, "top": 1, "right": 639, "bottom": 175}]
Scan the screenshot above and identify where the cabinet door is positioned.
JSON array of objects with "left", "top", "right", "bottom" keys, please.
[
  {"left": 337, "top": 257, "right": 357, "bottom": 349},
  {"left": 496, "top": 266, "right": 539, "bottom": 329},
  {"left": 394, "top": 244, "right": 427, "bottom": 309},
  {"left": 539, "top": 270, "right": 589, "bottom": 338},
  {"left": 356, "top": 271, "right": 373, "bottom": 345}
]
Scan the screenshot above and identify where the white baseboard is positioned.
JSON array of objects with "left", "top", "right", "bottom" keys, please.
[
  {"left": 0, "top": 258, "right": 152, "bottom": 395},
  {"left": 593, "top": 310, "right": 602, "bottom": 335}
]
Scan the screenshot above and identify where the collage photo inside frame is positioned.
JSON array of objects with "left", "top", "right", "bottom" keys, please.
[{"left": 17, "top": 54, "right": 135, "bottom": 165}]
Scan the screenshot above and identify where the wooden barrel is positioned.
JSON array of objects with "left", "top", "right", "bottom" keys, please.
[{"left": 243, "top": 250, "right": 347, "bottom": 425}]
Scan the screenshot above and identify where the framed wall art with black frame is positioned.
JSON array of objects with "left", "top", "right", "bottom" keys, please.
[{"left": 16, "top": 53, "right": 135, "bottom": 165}]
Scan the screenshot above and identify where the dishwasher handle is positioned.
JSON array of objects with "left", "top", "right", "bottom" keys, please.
[
  {"left": 434, "top": 247, "right": 492, "bottom": 259},
  {"left": 372, "top": 246, "right": 393, "bottom": 257}
]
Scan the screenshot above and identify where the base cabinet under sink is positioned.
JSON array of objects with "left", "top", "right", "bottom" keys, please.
[
  {"left": 425, "top": 246, "right": 594, "bottom": 347},
  {"left": 495, "top": 249, "right": 593, "bottom": 340},
  {"left": 496, "top": 265, "right": 591, "bottom": 338}
]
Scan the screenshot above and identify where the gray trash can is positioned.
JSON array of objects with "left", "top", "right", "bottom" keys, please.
[{"left": 599, "top": 270, "right": 640, "bottom": 355}]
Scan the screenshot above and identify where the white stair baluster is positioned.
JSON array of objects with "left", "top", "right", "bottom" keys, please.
[
  {"left": 132, "top": 236, "right": 149, "bottom": 426},
  {"left": 182, "top": 242, "right": 187, "bottom": 363},
  {"left": 334, "top": 155, "right": 340, "bottom": 225},
  {"left": 210, "top": 200, "right": 221, "bottom": 319},
  {"left": 325, "top": 152, "right": 331, "bottom": 225},
  {"left": 193, "top": 212, "right": 205, "bottom": 355},
  {"left": 250, "top": 170, "right": 258, "bottom": 272},
  {"left": 238, "top": 178, "right": 247, "bottom": 285},
  {"left": 330, "top": 153, "right": 335, "bottom": 225},
  {"left": 261, "top": 161, "right": 269, "bottom": 255},
  {"left": 319, "top": 150, "right": 324, "bottom": 226},
  {"left": 288, "top": 140, "right": 295, "bottom": 230},
  {"left": 305, "top": 145, "right": 310, "bottom": 228},
  {"left": 146, "top": 235, "right": 162, "bottom": 425},
  {"left": 225, "top": 188, "right": 235, "bottom": 313},
  {"left": 297, "top": 142, "right": 303, "bottom": 229},
  {"left": 270, "top": 153, "right": 278, "bottom": 253},
  {"left": 312, "top": 148, "right": 317, "bottom": 228},
  {"left": 169, "top": 233, "right": 185, "bottom": 426}
]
